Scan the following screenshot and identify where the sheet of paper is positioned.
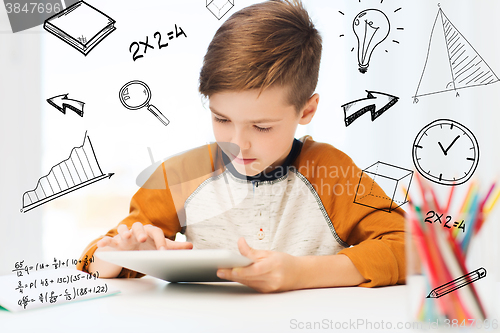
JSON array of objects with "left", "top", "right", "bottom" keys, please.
[{"left": 0, "top": 268, "right": 119, "bottom": 312}]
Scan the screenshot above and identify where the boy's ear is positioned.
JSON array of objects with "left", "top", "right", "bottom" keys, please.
[{"left": 298, "top": 93, "right": 319, "bottom": 125}]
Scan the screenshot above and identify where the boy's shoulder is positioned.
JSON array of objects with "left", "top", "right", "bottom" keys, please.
[
  {"left": 139, "top": 143, "right": 221, "bottom": 191},
  {"left": 296, "top": 135, "right": 355, "bottom": 168}
]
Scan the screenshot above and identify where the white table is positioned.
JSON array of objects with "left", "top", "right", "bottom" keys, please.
[{"left": 1, "top": 277, "right": 413, "bottom": 333}]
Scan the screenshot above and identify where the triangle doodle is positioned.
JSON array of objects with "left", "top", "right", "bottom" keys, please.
[{"left": 413, "top": 7, "right": 499, "bottom": 101}]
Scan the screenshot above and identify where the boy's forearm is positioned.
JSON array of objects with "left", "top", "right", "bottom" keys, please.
[{"left": 294, "top": 254, "right": 367, "bottom": 289}]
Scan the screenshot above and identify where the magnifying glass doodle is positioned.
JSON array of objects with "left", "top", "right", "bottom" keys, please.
[{"left": 119, "top": 80, "right": 170, "bottom": 126}]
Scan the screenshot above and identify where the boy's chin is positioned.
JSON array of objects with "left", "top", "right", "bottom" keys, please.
[{"left": 231, "top": 162, "right": 263, "bottom": 177}]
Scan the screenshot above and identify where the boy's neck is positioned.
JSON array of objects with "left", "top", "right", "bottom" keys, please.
[{"left": 221, "top": 138, "right": 302, "bottom": 182}]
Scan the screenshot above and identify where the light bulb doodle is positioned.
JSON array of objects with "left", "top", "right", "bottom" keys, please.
[{"left": 353, "top": 9, "right": 390, "bottom": 74}]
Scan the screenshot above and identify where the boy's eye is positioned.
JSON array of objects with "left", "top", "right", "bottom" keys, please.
[
  {"left": 254, "top": 125, "right": 272, "bottom": 132},
  {"left": 213, "top": 115, "right": 271, "bottom": 132},
  {"left": 214, "top": 116, "right": 229, "bottom": 123}
]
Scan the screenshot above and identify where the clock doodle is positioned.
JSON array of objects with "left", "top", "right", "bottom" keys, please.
[{"left": 412, "top": 119, "right": 479, "bottom": 186}]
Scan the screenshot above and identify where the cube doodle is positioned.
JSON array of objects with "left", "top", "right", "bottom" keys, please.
[
  {"left": 353, "top": 161, "right": 413, "bottom": 213},
  {"left": 206, "top": 0, "right": 234, "bottom": 20}
]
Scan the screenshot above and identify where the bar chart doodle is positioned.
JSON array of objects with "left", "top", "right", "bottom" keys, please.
[
  {"left": 20, "top": 132, "right": 114, "bottom": 213},
  {"left": 413, "top": 5, "right": 499, "bottom": 102}
]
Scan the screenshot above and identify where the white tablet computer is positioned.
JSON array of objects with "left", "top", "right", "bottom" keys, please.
[{"left": 96, "top": 250, "right": 253, "bottom": 282}]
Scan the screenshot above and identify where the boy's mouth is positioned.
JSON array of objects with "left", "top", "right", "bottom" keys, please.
[{"left": 230, "top": 153, "right": 256, "bottom": 165}]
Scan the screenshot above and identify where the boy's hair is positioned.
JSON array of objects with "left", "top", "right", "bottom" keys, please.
[{"left": 199, "top": 0, "right": 322, "bottom": 112}]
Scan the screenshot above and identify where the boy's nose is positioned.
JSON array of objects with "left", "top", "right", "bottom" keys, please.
[{"left": 232, "top": 130, "right": 251, "bottom": 151}]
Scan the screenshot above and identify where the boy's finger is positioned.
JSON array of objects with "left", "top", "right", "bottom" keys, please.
[
  {"left": 237, "top": 237, "right": 266, "bottom": 260},
  {"left": 166, "top": 239, "right": 193, "bottom": 250},
  {"left": 145, "top": 225, "right": 168, "bottom": 250},
  {"left": 131, "top": 222, "right": 148, "bottom": 243},
  {"left": 217, "top": 260, "right": 264, "bottom": 280},
  {"left": 117, "top": 224, "right": 131, "bottom": 239},
  {"left": 97, "top": 236, "right": 112, "bottom": 247},
  {"left": 231, "top": 264, "right": 265, "bottom": 279},
  {"left": 217, "top": 269, "right": 266, "bottom": 288},
  {"left": 110, "top": 234, "right": 123, "bottom": 247},
  {"left": 217, "top": 268, "right": 233, "bottom": 280}
]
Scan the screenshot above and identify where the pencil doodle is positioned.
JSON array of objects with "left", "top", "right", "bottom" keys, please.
[
  {"left": 43, "top": 1, "right": 116, "bottom": 56},
  {"left": 427, "top": 267, "right": 487, "bottom": 299},
  {"left": 353, "top": 161, "right": 413, "bottom": 213},
  {"left": 339, "top": 4, "right": 403, "bottom": 74},
  {"left": 20, "top": 132, "right": 114, "bottom": 213},
  {"left": 46, "top": 94, "right": 85, "bottom": 117},
  {"left": 119, "top": 80, "right": 170, "bottom": 126},
  {"left": 413, "top": 5, "right": 499, "bottom": 102},
  {"left": 412, "top": 119, "right": 479, "bottom": 186},
  {"left": 206, "top": 0, "right": 234, "bottom": 20},
  {"left": 129, "top": 25, "right": 187, "bottom": 62},
  {"left": 341, "top": 90, "right": 398, "bottom": 127}
]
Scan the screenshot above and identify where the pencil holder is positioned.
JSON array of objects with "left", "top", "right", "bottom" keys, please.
[{"left": 405, "top": 180, "right": 499, "bottom": 329}]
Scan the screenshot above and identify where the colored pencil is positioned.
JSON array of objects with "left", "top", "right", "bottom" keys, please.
[
  {"left": 407, "top": 175, "right": 496, "bottom": 321},
  {"left": 444, "top": 185, "right": 455, "bottom": 214},
  {"left": 473, "top": 186, "right": 499, "bottom": 238},
  {"left": 411, "top": 177, "right": 467, "bottom": 319},
  {"left": 443, "top": 225, "right": 487, "bottom": 319},
  {"left": 407, "top": 206, "right": 450, "bottom": 318},
  {"left": 484, "top": 188, "right": 500, "bottom": 216},
  {"left": 461, "top": 191, "right": 480, "bottom": 251}
]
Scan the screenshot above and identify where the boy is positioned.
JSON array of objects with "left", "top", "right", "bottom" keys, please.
[{"left": 78, "top": 0, "right": 405, "bottom": 293}]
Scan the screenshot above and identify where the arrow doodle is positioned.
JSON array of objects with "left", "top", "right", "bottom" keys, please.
[
  {"left": 47, "top": 94, "right": 85, "bottom": 117},
  {"left": 341, "top": 91, "right": 399, "bottom": 127}
]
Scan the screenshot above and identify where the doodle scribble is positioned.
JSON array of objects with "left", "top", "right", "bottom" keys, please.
[
  {"left": 21, "top": 132, "right": 114, "bottom": 213},
  {"left": 412, "top": 119, "right": 479, "bottom": 186},
  {"left": 44, "top": 1, "right": 116, "bottom": 56},
  {"left": 341, "top": 90, "right": 398, "bottom": 127},
  {"left": 413, "top": 6, "right": 499, "bottom": 102},
  {"left": 353, "top": 161, "right": 413, "bottom": 213},
  {"left": 119, "top": 80, "right": 170, "bottom": 126}
]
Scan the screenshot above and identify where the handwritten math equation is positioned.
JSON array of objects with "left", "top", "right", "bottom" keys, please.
[
  {"left": 424, "top": 210, "right": 466, "bottom": 232},
  {"left": 0, "top": 264, "right": 118, "bottom": 312},
  {"left": 12, "top": 255, "right": 95, "bottom": 277},
  {"left": 18, "top": 283, "right": 109, "bottom": 309},
  {"left": 129, "top": 24, "right": 187, "bottom": 61},
  {"left": 15, "top": 271, "right": 99, "bottom": 294}
]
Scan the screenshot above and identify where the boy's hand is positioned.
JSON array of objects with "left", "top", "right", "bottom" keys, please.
[
  {"left": 89, "top": 222, "right": 193, "bottom": 278},
  {"left": 216, "top": 237, "right": 300, "bottom": 293},
  {"left": 96, "top": 222, "right": 193, "bottom": 251}
]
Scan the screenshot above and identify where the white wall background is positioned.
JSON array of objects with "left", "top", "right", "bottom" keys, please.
[
  {"left": 0, "top": 8, "right": 43, "bottom": 275},
  {"left": 0, "top": 0, "right": 498, "bottom": 286}
]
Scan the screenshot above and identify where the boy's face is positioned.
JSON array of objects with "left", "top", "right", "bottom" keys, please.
[{"left": 209, "top": 86, "right": 318, "bottom": 176}]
